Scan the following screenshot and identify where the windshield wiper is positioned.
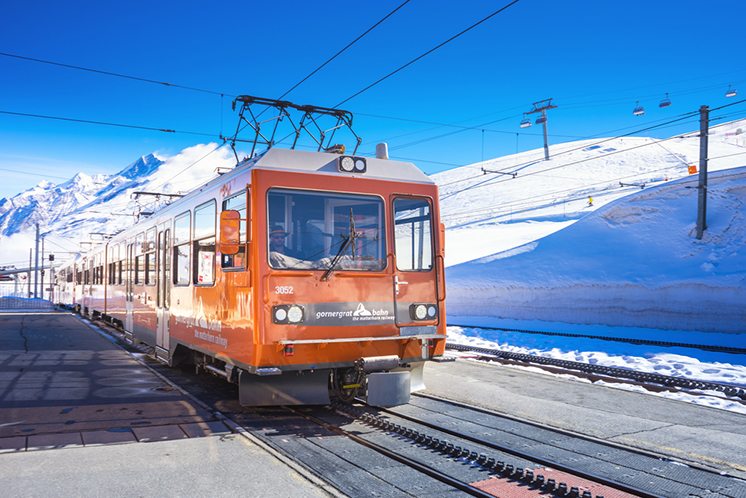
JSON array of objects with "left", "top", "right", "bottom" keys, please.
[{"left": 321, "top": 208, "right": 355, "bottom": 281}]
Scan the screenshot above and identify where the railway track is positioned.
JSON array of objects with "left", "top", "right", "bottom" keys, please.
[
  {"left": 445, "top": 342, "right": 746, "bottom": 401},
  {"left": 447, "top": 323, "right": 746, "bottom": 355},
  {"left": 87, "top": 316, "right": 746, "bottom": 497}
]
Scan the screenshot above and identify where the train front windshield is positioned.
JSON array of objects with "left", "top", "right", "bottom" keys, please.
[{"left": 267, "top": 189, "right": 386, "bottom": 271}]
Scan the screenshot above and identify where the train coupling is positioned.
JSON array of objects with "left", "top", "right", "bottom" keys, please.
[{"left": 356, "top": 355, "right": 412, "bottom": 407}]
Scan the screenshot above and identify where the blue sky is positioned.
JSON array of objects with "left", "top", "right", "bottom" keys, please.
[{"left": 2, "top": 0, "right": 744, "bottom": 199}]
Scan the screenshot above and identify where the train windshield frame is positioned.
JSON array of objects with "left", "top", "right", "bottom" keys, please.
[{"left": 267, "top": 188, "right": 387, "bottom": 272}]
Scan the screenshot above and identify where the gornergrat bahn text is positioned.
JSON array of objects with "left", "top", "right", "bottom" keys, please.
[{"left": 55, "top": 147, "right": 447, "bottom": 407}]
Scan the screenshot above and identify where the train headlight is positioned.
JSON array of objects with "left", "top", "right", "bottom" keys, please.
[
  {"left": 274, "top": 307, "right": 288, "bottom": 322},
  {"left": 339, "top": 156, "right": 355, "bottom": 172},
  {"left": 409, "top": 303, "right": 437, "bottom": 321},
  {"left": 287, "top": 305, "right": 304, "bottom": 323},
  {"left": 338, "top": 156, "right": 366, "bottom": 174}
]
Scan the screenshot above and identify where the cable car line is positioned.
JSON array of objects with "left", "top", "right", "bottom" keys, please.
[{"left": 333, "top": 0, "right": 522, "bottom": 108}]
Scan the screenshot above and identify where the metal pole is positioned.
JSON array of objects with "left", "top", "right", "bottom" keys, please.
[
  {"left": 541, "top": 109, "right": 549, "bottom": 161},
  {"left": 28, "top": 248, "right": 32, "bottom": 297},
  {"left": 34, "top": 223, "right": 39, "bottom": 298},
  {"left": 696, "top": 105, "right": 709, "bottom": 240},
  {"left": 41, "top": 237, "right": 45, "bottom": 300}
]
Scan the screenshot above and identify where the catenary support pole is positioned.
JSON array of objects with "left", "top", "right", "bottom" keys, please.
[
  {"left": 28, "top": 248, "right": 32, "bottom": 297},
  {"left": 34, "top": 223, "right": 39, "bottom": 298},
  {"left": 696, "top": 105, "right": 709, "bottom": 240}
]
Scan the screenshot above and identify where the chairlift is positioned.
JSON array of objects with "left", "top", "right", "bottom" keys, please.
[
  {"left": 519, "top": 115, "right": 532, "bottom": 128},
  {"left": 535, "top": 115, "right": 547, "bottom": 125},
  {"left": 659, "top": 93, "right": 671, "bottom": 108},
  {"left": 725, "top": 84, "right": 737, "bottom": 98},
  {"left": 632, "top": 101, "right": 645, "bottom": 116}
]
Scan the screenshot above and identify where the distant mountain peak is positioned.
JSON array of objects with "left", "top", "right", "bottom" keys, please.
[{"left": 116, "top": 153, "right": 164, "bottom": 180}]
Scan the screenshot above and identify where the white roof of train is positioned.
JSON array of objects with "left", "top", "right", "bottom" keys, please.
[{"left": 244, "top": 148, "right": 434, "bottom": 184}]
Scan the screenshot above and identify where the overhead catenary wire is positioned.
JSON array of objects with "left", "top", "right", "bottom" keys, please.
[
  {"left": 0, "top": 51, "right": 231, "bottom": 97},
  {"left": 0, "top": 110, "right": 218, "bottom": 138},
  {"left": 333, "top": 0, "right": 522, "bottom": 108},
  {"left": 275, "top": 0, "right": 412, "bottom": 100}
]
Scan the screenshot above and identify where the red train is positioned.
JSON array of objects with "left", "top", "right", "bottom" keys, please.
[{"left": 56, "top": 146, "right": 447, "bottom": 406}]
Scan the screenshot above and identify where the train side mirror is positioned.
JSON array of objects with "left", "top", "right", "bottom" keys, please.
[{"left": 219, "top": 210, "right": 240, "bottom": 255}]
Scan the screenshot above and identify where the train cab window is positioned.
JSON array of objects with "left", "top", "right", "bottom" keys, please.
[
  {"left": 193, "top": 201, "right": 216, "bottom": 285},
  {"left": 267, "top": 189, "right": 386, "bottom": 271},
  {"left": 221, "top": 192, "right": 247, "bottom": 270},
  {"left": 173, "top": 211, "right": 191, "bottom": 286},
  {"left": 145, "top": 228, "right": 156, "bottom": 286},
  {"left": 134, "top": 232, "right": 145, "bottom": 284},
  {"left": 393, "top": 197, "right": 433, "bottom": 271}
]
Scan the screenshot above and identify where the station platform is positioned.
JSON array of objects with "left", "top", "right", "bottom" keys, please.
[
  {"left": 422, "top": 355, "right": 746, "bottom": 479},
  {"left": 0, "top": 312, "right": 330, "bottom": 497},
  {"left": 1, "top": 311, "right": 744, "bottom": 495}
]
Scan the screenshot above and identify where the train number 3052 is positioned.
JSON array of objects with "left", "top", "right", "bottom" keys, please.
[{"left": 274, "top": 285, "right": 294, "bottom": 295}]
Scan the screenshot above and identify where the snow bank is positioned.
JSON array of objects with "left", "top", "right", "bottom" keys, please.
[{"left": 447, "top": 169, "right": 746, "bottom": 333}]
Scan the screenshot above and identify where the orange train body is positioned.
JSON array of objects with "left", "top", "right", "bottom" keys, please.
[{"left": 55, "top": 149, "right": 447, "bottom": 406}]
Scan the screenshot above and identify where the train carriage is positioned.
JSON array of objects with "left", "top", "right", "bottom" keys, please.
[{"left": 56, "top": 146, "right": 446, "bottom": 407}]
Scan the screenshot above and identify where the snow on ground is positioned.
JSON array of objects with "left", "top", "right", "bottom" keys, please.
[{"left": 446, "top": 326, "right": 746, "bottom": 414}]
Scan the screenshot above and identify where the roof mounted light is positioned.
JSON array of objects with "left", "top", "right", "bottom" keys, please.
[{"left": 338, "top": 155, "right": 366, "bottom": 174}]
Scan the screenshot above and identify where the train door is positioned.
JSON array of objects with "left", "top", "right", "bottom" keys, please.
[
  {"left": 125, "top": 243, "right": 134, "bottom": 332},
  {"left": 155, "top": 228, "right": 171, "bottom": 361},
  {"left": 391, "top": 196, "right": 438, "bottom": 328}
]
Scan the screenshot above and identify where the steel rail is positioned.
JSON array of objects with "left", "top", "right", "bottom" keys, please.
[
  {"left": 446, "top": 343, "right": 746, "bottom": 400},
  {"left": 447, "top": 323, "right": 746, "bottom": 355},
  {"left": 286, "top": 406, "right": 495, "bottom": 498},
  {"left": 344, "top": 402, "right": 657, "bottom": 498}
]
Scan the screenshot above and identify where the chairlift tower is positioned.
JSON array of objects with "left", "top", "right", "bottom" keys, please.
[{"left": 526, "top": 98, "right": 557, "bottom": 160}]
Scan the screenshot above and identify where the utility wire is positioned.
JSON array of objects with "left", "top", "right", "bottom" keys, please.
[
  {"left": 0, "top": 110, "right": 218, "bottom": 137},
  {"left": 0, "top": 51, "right": 230, "bottom": 97},
  {"left": 333, "top": 0, "right": 522, "bottom": 107},
  {"left": 276, "top": 0, "right": 412, "bottom": 100}
]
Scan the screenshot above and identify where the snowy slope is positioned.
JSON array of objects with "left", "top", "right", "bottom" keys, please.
[
  {"left": 445, "top": 168, "right": 746, "bottom": 333},
  {"left": 435, "top": 120, "right": 746, "bottom": 266}
]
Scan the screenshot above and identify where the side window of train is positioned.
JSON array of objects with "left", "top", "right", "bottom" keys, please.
[
  {"left": 134, "top": 232, "right": 145, "bottom": 284},
  {"left": 193, "top": 200, "right": 216, "bottom": 285},
  {"left": 393, "top": 197, "right": 434, "bottom": 272},
  {"left": 173, "top": 211, "right": 191, "bottom": 286},
  {"left": 221, "top": 191, "right": 247, "bottom": 270},
  {"left": 145, "top": 228, "right": 156, "bottom": 286}
]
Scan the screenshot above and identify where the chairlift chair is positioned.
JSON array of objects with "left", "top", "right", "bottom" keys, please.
[
  {"left": 535, "top": 115, "right": 547, "bottom": 125},
  {"left": 519, "top": 115, "right": 532, "bottom": 128},
  {"left": 632, "top": 101, "right": 645, "bottom": 116},
  {"left": 725, "top": 84, "right": 737, "bottom": 98},
  {"left": 659, "top": 93, "right": 671, "bottom": 108}
]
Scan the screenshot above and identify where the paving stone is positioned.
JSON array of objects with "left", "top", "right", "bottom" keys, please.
[
  {"left": 81, "top": 428, "right": 137, "bottom": 445},
  {"left": 27, "top": 432, "right": 83, "bottom": 451},
  {"left": 0, "top": 436, "right": 26, "bottom": 453},
  {"left": 179, "top": 421, "right": 232, "bottom": 438},
  {"left": 133, "top": 424, "right": 188, "bottom": 442}
]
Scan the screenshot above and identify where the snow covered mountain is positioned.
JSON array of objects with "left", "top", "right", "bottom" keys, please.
[{"left": 0, "top": 144, "right": 235, "bottom": 264}]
